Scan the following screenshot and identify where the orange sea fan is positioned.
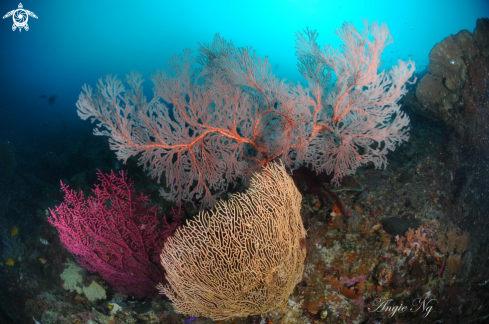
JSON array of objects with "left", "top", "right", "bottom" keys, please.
[{"left": 446, "top": 254, "right": 462, "bottom": 275}]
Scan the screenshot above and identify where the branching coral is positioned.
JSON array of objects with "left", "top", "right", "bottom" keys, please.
[
  {"left": 445, "top": 254, "right": 462, "bottom": 275},
  {"left": 436, "top": 226, "right": 469, "bottom": 275},
  {"left": 394, "top": 226, "right": 435, "bottom": 256},
  {"left": 436, "top": 226, "right": 469, "bottom": 255},
  {"left": 157, "top": 161, "right": 306, "bottom": 320}
]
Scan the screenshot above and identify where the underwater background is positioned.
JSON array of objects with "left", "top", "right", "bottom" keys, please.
[{"left": 1, "top": 0, "right": 489, "bottom": 323}]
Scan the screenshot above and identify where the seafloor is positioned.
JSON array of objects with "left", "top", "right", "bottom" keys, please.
[{"left": 1, "top": 105, "right": 488, "bottom": 324}]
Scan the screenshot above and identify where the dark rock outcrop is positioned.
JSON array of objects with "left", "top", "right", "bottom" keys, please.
[{"left": 412, "top": 18, "right": 489, "bottom": 155}]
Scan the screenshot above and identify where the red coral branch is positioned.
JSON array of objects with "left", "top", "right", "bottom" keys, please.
[
  {"left": 48, "top": 170, "right": 181, "bottom": 298},
  {"left": 77, "top": 20, "right": 414, "bottom": 208}
]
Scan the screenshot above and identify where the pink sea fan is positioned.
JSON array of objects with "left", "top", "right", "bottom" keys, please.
[{"left": 49, "top": 170, "right": 181, "bottom": 298}]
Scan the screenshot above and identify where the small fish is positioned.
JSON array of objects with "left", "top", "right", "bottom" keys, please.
[
  {"left": 185, "top": 318, "right": 196, "bottom": 323},
  {"left": 40, "top": 238, "right": 49, "bottom": 245},
  {"left": 39, "top": 95, "right": 47, "bottom": 98},
  {"left": 48, "top": 95, "right": 57, "bottom": 104},
  {"left": 33, "top": 316, "right": 43, "bottom": 324}
]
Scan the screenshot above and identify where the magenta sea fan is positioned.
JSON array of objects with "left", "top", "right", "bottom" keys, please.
[{"left": 48, "top": 170, "right": 181, "bottom": 298}]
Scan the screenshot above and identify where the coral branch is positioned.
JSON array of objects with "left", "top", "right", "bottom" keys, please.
[
  {"left": 48, "top": 170, "right": 181, "bottom": 298},
  {"left": 77, "top": 20, "right": 414, "bottom": 208}
]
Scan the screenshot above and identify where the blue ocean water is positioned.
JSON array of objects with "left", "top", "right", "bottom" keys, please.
[
  {"left": 1, "top": 0, "right": 486, "bottom": 137},
  {"left": 0, "top": 0, "right": 489, "bottom": 323}
]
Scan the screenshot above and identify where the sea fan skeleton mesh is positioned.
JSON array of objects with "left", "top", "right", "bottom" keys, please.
[
  {"left": 76, "top": 21, "right": 414, "bottom": 209},
  {"left": 157, "top": 161, "right": 306, "bottom": 320}
]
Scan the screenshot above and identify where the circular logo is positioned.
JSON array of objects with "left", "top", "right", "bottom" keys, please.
[{"left": 14, "top": 9, "right": 27, "bottom": 27}]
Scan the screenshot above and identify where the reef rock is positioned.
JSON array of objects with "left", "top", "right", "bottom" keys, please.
[{"left": 412, "top": 18, "right": 489, "bottom": 155}]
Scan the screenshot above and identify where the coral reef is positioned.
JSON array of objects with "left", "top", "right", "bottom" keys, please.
[
  {"left": 436, "top": 226, "right": 469, "bottom": 275},
  {"left": 77, "top": 21, "right": 414, "bottom": 208},
  {"left": 394, "top": 226, "right": 436, "bottom": 256},
  {"left": 412, "top": 18, "right": 489, "bottom": 156},
  {"left": 4, "top": 17, "right": 488, "bottom": 324}
]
